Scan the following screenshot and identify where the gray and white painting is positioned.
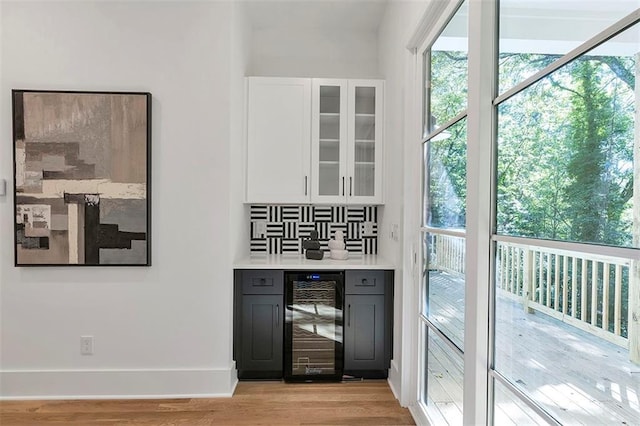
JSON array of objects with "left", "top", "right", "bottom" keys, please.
[{"left": 13, "top": 90, "right": 151, "bottom": 265}]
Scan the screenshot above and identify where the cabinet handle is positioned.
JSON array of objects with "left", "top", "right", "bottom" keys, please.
[
  {"left": 349, "top": 177, "right": 353, "bottom": 197},
  {"left": 342, "top": 176, "right": 345, "bottom": 196},
  {"left": 304, "top": 176, "right": 308, "bottom": 196},
  {"left": 276, "top": 304, "right": 279, "bottom": 327},
  {"left": 347, "top": 304, "right": 351, "bottom": 327}
]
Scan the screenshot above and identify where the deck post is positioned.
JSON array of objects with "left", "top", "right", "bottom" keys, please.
[
  {"left": 631, "top": 51, "right": 640, "bottom": 365},
  {"left": 523, "top": 248, "right": 534, "bottom": 314},
  {"left": 630, "top": 261, "right": 639, "bottom": 364}
]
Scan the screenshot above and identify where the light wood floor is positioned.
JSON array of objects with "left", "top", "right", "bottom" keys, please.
[{"left": 0, "top": 380, "right": 414, "bottom": 426}]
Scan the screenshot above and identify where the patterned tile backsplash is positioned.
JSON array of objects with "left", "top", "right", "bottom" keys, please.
[{"left": 250, "top": 205, "right": 378, "bottom": 254}]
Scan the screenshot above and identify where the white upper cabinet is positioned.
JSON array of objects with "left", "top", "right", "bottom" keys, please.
[
  {"left": 246, "top": 77, "right": 383, "bottom": 205},
  {"left": 246, "top": 77, "right": 311, "bottom": 204},
  {"left": 311, "top": 79, "right": 383, "bottom": 204}
]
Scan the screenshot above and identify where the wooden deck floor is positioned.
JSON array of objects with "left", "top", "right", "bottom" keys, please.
[{"left": 426, "top": 270, "right": 640, "bottom": 425}]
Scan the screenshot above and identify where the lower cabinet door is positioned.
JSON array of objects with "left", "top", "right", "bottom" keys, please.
[
  {"left": 344, "top": 294, "right": 385, "bottom": 371},
  {"left": 240, "top": 295, "right": 283, "bottom": 376}
]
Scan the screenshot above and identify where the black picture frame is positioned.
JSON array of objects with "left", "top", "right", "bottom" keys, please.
[{"left": 12, "top": 89, "right": 152, "bottom": 266}]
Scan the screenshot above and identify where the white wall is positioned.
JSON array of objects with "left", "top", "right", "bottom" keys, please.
[
  {"left": 0, "top": 0, "right": 248, "bottom": 398},
  {"left": 230, "top": 4, "right": 251, "bottom": 268},
  {"left": 0, "top": 0, "right": 427, "bottom": 401},
  {"left": 377, "top": 0, "right": 429, "bottom": 408},
  {"left": 228, "top": 0, "right": 251, "bottom": 366},
  {"left": 249, "top": 27, "right": 380, "bottom": 78}
]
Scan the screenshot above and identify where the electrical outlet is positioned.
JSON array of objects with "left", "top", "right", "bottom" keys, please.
[
  {"left": 391, "top": 223, "right": 399, "bottom": 242},
  {"left": 80, "top": 336, "right": 94, "bottom": 355},
  {"left": 253, "top": 220, "right": 267, "bottom": 238},
  {"left": 363, "top": 221, "right": 374, "bottom": 236}
]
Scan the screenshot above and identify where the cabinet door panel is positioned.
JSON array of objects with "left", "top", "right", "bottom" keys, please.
[
  {"left": 347, "top": 80, "right": 383, "bottom": 204},
  {"left": 247, "top": 78, "right": 311, "bottom": 203},
  {"left": 353, "top": 302, "right": 377, "bottom": 360},
  {"left": 250, "top": 303, "right": 276, "bottom": 360},
  {"left": 344, "top": 294, "right": 385, "bottom": 370},
  {"left": 240, "top": 295, "right": 283, "bottom": 371},
  {"left": 311, "top": 79, "right": 348, "bottom": 204}
]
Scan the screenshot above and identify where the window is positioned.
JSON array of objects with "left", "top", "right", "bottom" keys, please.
[
  {"left": 415, "top": 1, "right": 640, "bottom": 425},
  {"left": 497, "top": 49, "right": 636, "bottom": 248},
  {"left": 493, "top": 7, "right": 640, "bottom": 424},
  {"left": 420, "top": 1, "right": 468, "bottom": 423}
]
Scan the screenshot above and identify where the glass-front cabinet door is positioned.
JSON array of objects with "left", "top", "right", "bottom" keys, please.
[
  {"left": 347, "top": 80, "right": 383, "bottom": 204},
  {"left": 311, "top": 79, "right": 383, "bottom": 204},
  {"left": 312, "top": 80, "right": 348, "bottom": 204}
]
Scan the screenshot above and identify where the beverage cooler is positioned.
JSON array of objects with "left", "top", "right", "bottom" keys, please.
[{"left": 284, "top": 272, "right": 344, "bottom": 382}]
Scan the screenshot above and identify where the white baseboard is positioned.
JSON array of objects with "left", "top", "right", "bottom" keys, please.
[
  {"left": 409, "top": 403, "right": 431, "bottom": 426},
  {"left": 387, "top": 359, "right": 401, "bottom": 402},
  {"left": 0, "top": 366, "right": 237, "bottom": 400}
]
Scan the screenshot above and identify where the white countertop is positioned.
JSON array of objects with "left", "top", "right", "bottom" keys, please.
[{"left": 234, "top": 254, "right": 395, "bottom": 270}]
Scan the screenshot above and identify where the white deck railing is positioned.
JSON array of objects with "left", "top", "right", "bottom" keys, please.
[
  {"left": 428, "top": 234, "right": 631, "bottom": 350},
  {"left": 496, "top": 241, "right": 629, "bottom": 348}
]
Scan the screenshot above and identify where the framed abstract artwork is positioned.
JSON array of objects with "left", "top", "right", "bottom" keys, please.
[{"left": 12, "top": 90, "right": 151, "bottom": 266}]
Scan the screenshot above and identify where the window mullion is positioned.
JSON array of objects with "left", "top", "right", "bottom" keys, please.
[{"left": 464, "top": 0, "right": 497, "bottom": 424}]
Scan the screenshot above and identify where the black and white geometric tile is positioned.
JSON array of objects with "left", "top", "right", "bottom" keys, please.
[
  {"left": 282, "top": 238, "right": 300, "bottom": 253},
  {"left": 251, "top": 205, "right": 268, "bottom": 220},
  {"left": 268, "top": 205, "right": 282, "bottom": 222},
  {"left": 299, "top": 222, "right": 316, "bottom": 239},
  {"left": 250, "top": 205, "right": 378, "bottom": 254},
  {"left": 250, "top": 239, "right": 266, "bottom": 252},
  {"left": 313, "top": 206, "right": 332, "bottom": 222},
  {"left": 282, "top": 206, "right": 300, "bottom": 221},
  {"left": 266, "top": 223, "right": 283, "bottom": 238}
]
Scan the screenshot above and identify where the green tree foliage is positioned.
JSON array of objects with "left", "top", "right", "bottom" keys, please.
[
  {"left": 427, "top": 120, "right": 467, "bottom": 228},
  {"left": 429, "top": 51, "right": 468, "bottom": 125},
  {"left": 426, "top": 51, "right": 468, "bottom": 229},
  {"left": 564, "top": 59, "right": 633, "bottom": 245},
  {"left": 496, "top": 54, "right": 635, "bottom": 247},
  {"left": 427, "top": 48, "right": 635, "bottom": 248}
]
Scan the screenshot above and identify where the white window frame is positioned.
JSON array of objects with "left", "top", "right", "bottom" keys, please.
[
  {"left": 409, "top": 0, "right": 494, "bottom": 424},
  {"left": 408, "top": 2, "right": 640, "bottom": 425}
]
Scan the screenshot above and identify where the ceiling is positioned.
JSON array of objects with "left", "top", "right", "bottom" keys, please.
[{"left": 243, "top": 0, "right": 389, "bottom": 31}]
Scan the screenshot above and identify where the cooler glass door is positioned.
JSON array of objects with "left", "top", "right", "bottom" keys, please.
[{"left": 284, "top": 272, "right": 344, "bottom": 381}]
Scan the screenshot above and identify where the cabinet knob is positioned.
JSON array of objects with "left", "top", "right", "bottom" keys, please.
[{"left": 254, "top": 278, "right": 269, "bottom": 287}]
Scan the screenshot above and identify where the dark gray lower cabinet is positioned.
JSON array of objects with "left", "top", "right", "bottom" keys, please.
[
  {"left": 234, "top": 268, "right": 392, "bottom": 380},
  {"left": 234, "top": 270, "right": 284, "bottom": 379},
  {"left": 344, "top": 294, "right": 385, "bottom": 369},
  {"left": 239, "top": 295, "right": 282, "bottom": 378},
  {"left": 343, "top": 270, "right": 393, "bottom": 379}
]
